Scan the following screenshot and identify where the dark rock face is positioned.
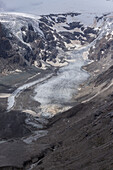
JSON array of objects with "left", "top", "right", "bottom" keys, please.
[
  {"left": 0, "top": 38, "right": 12, "bottom": 52},
  {"left": 59, "top": 31, "right": 76, "bottom": 40},
  {"left": 0, "top": 23, "right": 12, "bottom": 58},
  {"left": 21, "top": 25, "right": 39, "bottom": 43},
  {"left": 49, "top": 49, "right": 58, "bottom": 60},
  {"left": 57, "top": 17, "right": 66, "bottom": 23},
  {"left": 45, "top": 31, "right": 54, "bottom": 41},
  {"left": 64, "top": 21, "right": 83, "bottom": 30},
  {"left": 88, "top": 33, "right": 113, "bottom": 61}
]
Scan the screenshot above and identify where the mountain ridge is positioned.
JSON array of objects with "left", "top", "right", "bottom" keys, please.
[{"left": 0, "top": 12, "right": 100, "bottom": 74}]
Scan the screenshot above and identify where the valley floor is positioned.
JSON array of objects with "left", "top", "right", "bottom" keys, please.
[{"left": 0, "top": 58, "right": 113, "bottom": 170}]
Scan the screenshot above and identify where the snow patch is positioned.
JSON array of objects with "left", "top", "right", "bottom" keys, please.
[{"left": 0, "top": 93, "right": 11, "bottom": 98}]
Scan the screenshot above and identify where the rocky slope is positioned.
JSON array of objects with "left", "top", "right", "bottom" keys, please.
[
  {"left": 23, "top": 17, "right": 113, "bottom": 170},
  {"left": 24, "top": 19, "right": 113, "bottom": 169},
  {"left": 0, "top": 12, "right": 113, "bottom": 170}
]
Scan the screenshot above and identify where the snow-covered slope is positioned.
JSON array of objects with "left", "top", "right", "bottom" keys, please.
[
  {"left": 0, "top": 11, "right": 113, "bottom": 74},
  {"left": 0, "top": 12, "right": 102, "bottom": 73},
  {"left": 0, "top": 13, "right": 43, "bottom": 44}
]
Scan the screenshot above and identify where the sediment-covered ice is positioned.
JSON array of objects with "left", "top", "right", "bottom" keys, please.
[
  {"left": 7, "top": 74, "right": 53, "bottom": 111},
  {"left": 34, "top": 50, "right": 89, "bottom": 106}
]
